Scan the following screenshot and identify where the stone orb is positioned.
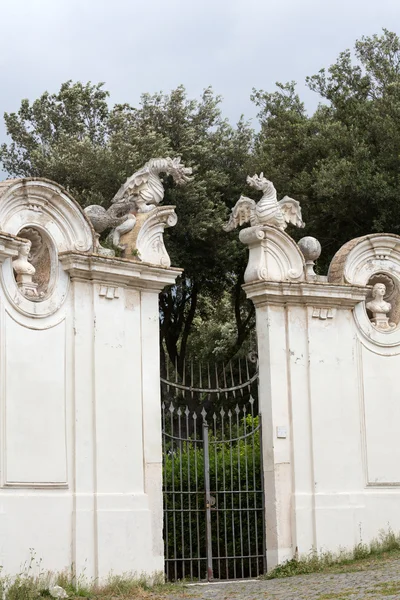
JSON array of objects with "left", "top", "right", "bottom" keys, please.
[{"left": 298, "top": 236, "right": 321, "bottom": 262}]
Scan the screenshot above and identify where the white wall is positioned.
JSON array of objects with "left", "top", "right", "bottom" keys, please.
[
  {"left": 0, "top": 179, "right": 179, "bottom": 581},
  {"left": 242, "top": 227, "right": 400, "bottom": 570}
]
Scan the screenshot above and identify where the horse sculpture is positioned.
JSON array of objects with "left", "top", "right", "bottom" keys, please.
[
  {"left": 84, "top": 157, "right": 192, "bottom": 250},
  {"left": 223, "top": 173, "right": 305, "bottom": 232}
]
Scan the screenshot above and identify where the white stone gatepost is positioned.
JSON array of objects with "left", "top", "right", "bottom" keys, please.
[
  {"left": 0, "top": 175, "right": 181, "bottom": 580},
  {"left": 226, "top": 173, "right": 400, "bottom": 571},
  {"left": 240, "top": 225, "right": 368, "bottom": 568}
]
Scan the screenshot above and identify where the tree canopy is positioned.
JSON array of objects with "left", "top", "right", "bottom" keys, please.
[
  {"left": 252, "top": 29, "right": 400, "bottom": 268},
  {"left": 2, "top": 29, "right": 400, "bottom": 365}
]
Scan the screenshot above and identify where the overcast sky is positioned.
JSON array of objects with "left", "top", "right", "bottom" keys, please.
[{"left": 1, "top": 0, "right": 399, "bottom": 175}]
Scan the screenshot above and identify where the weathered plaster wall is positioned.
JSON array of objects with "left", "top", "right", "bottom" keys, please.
[
  {"left": 242, "top": 225, "right": 400, "bottom": 570},
  {"left": 0, "top": 178, "right": 178, "bottom": 580}
]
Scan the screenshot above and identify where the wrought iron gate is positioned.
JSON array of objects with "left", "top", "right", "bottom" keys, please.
[{"left": 161, "top": 357, "right": 266, "bottom": 581}]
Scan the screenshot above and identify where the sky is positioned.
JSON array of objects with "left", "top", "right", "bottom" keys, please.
[{"left": 1, "top": 0, "right": 400, "bottom": 176}]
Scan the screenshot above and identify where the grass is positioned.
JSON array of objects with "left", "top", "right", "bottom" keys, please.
[
  {"left": 4, "top": 530, "right": 400, "bottom": 598},
  {"left": 316, "top": 593, "right": 356, "bottom": 600},
  {"left": 0, "top": 560, "right": 189, "bottom": 600},
  {"left": 370, "top": 581, "right": 400, "bottom": 596},
  {"left": 265, "top": 528, "right": 400, "bottom": 580}
]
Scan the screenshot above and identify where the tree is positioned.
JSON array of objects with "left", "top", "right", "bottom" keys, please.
[
  {"left": 252, "top": 29, "right": 400, "bottom": 270},
  {"left": 0, "top": 82, "right": 256, "bottom": 369},
  {"left": 4, "top": 29, "right": 400, "bottom": 365}
]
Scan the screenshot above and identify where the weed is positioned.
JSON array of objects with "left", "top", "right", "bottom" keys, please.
[
  {"left": 317, "top": 593, "right": 355, "bottom": 600},
  {"left": 0, "top": 561, "right": 186, "bottom": 600},
  {"left": 371, "top": 580, "right": 400, "bottom": 596},
  {"left": 265, "top": 528, "right": 400, "bottom": 580},
  {"left": 55, "top": 572, "right": 91, "bottom": 598}
]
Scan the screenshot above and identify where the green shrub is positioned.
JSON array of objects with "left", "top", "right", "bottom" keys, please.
[{"left": 163, "top": 415, "right": 265, "bottom": 580}]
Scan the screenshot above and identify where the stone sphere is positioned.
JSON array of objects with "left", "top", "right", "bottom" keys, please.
[{"left": 298, "top": 236, "right": 321, "bottom": 262}]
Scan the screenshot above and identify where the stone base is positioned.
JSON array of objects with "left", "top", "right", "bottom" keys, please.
[
  {"left": 120, "top": 212, "right": 149, "bottom": 261},
  {"left": 0, "top": 492, "right": 163, "bottom": 580},
  {"left": 120, "top": 206, "right": 177, "bottom": 267},
  {"left": 17, "top": 280, "right": 39, "bottom": 298}
]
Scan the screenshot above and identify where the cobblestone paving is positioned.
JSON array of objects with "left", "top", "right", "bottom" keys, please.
[{"left": 174, "top": 557, "right": 400, "bottom": 599}]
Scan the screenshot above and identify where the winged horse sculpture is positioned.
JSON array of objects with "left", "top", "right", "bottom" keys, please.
[
  {"left": 85, "top": 157, "right": 192, "bottom": 250},
  {"left": 223, "top": 173, "right": 305, "bottom": 232}
]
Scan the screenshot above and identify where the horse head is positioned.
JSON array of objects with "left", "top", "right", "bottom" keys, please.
[{"left": 165, "top": 157, "right": 193, "bottom": 185}]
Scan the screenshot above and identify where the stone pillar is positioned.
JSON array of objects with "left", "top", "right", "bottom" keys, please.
[
  {"left": 0, "top": 178, "right": 180, "bottom": 581},
  {"left": 239, "top": 225, "right": 367, "bottom": 570},
  {"left": 60, "top": 254, "right": 179, "bottom": 579}
]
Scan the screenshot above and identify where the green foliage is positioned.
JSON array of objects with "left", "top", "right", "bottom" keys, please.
[
  {"left": 163, "top": 415, "right": 264, "bottom": 580},
  {"left": 185, "top": 291, "right": 256, "bottom": 362},
  {"left": 253, "top": 29, "right": 400, "bottom": 270}
]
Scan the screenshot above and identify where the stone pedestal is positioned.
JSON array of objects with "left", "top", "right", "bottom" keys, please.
[{"left": 119, "top": 206, "right": 177, "bottom": 267}]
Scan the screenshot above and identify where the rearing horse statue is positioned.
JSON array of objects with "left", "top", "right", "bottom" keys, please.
[{"left": 223, "top": 173, "right": 305, "bottom": 232}]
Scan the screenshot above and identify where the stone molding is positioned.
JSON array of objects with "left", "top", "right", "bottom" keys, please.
[
  {"left": 0, "top": 231, "right": 69, "bottom": 320},
  {"left": 59, "top": 251, "right": 181, "bottom": 292},
  {"left": 0, "top": 225, "right": 180, "bottom": 319},
  {"left": 239, "top": 225, "right": 306, "bottom": 283},
  {"left": 0, "top": 232, "right": 26, "bottom": 262},
  {"left": 0, "top": 178, "right": 95, "bottom": 253},
  {"left": 328, "top": 233, "right": 400, "bottom": 286},
  {"left": 0, "top": 178, "right": 97, "bottom": 317},
  {"left": 328, "top": 233, "right": 400, "bottom": 351},
  {"left": 243, "top": 279, "right": 368, "bottom": 309}
]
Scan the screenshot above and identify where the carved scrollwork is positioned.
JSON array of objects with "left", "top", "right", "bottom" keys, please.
[
  {"left": 134, "top": 206, "right": 178, "bottom": 267},
  {"left": 238, "top": 225, "right": 305, "bottom": 283},
  {"left": 0, "top": 179, "right": 95, "bottom": 253}
]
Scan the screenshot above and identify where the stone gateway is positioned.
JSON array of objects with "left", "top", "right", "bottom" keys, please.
[{"left": 2, "top": 166, "right": 400, "bottom": 580}]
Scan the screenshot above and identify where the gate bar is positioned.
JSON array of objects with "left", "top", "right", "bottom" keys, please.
[{"left": 202, "top": 421, "right": 214, "bottom": 581}]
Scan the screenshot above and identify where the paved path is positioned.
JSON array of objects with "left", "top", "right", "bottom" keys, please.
[{"left": 173, "top": 556, "right": 400, "bottom": 599}]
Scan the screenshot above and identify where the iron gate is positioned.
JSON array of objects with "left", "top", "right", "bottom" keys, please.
[{"left": 161, "top": 356, "right": 266, "bottom": 581}]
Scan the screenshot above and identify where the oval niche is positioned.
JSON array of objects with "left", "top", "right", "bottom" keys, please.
[{"left": 15, "top": 227, "right": 56, "bottom": 300}]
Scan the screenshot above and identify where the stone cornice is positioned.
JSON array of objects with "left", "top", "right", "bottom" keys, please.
[
  {"left": 0, "top": 231, "right": 29, "bottom": 263},
  {"left": 243, "top": 279, "right": 369, "bottom": 308},
  {"left": 59, "top": 251, "right": 181, "bottom": 292},
  {"left": 328, "top": 233, "right": 400, "bottom": 286}
]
